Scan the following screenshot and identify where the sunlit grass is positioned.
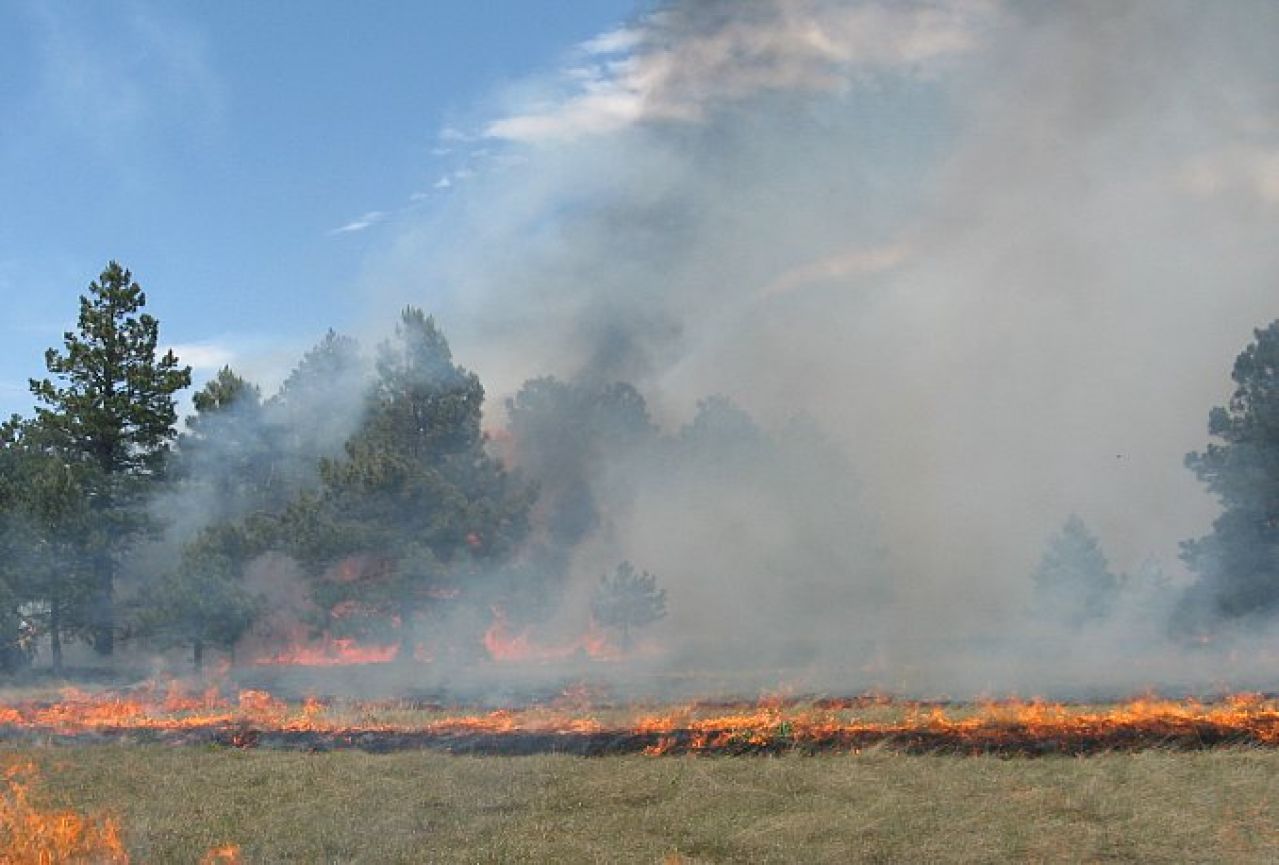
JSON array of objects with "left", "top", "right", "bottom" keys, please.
[{"left": 7, "top": 745, "right": 1279, "bottom": 863}]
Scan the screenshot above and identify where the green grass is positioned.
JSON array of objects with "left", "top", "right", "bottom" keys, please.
[{"left": 7, "top": 746, "right": 1279, "bottom": 863}]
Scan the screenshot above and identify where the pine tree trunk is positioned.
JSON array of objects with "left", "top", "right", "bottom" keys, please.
[
  {"left": 92, "top": 554, "right": 114, "bottom": 656},
  {"left": 50, "top": 598, "right": 63, "bottom": 675},
  {"left": 397, "top": 602, "right": 415, "bottom": 663}
]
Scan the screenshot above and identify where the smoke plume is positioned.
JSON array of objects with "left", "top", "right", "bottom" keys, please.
[{"left": 323, "top": 0, "right": 1279, "bottom": 694}]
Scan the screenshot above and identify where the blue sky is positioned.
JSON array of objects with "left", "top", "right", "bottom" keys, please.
[{"left": 0, "top": 0, "right": 639, "bottom": 416}]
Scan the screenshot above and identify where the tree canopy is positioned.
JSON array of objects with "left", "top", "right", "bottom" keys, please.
[
  {"left": 279, "top": 308, "right": 535, "bottom": 653},
  {"left": 1181, "top": 320, "right": 1279, "bottom": 623}
]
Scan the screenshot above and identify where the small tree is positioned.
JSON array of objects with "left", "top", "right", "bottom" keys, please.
[
  {"left": 135, "top": 525, "right": 262, "bottom": 672},
  {"left": 29, "top": 262, "right": 191, "bottom": 654},
  {"left": 0, "top": 418, "right": 99, "bottom": 673},
  {"left": 1031, "top": 516, "right": 1120, "bottom": 627},
  {"left": 591, "top": 561, "right": 666, "bottom": 650}
]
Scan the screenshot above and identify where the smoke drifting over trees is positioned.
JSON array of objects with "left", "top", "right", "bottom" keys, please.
[{"left": 3, "top": 1, "right": 1279, "bottom": 696}]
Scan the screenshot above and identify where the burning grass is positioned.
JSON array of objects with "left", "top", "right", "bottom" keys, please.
[
  {"left": 0, "top": 684, "right": 1278, "bottom": 755},
  {"left": 0, "top": 760, "right": 128, "bottom": 863},
  {"left": 3, "top": 684, "right": 1279, "bottom": 861}
]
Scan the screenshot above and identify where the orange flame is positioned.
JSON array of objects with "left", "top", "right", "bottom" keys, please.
[
  {"left": 482, "top": 607, "right": 619, "bottom": 662},
  {"left": 0, "top": 761, "right": 129, "bottom": 864},
  {"left": 250, "top": 636, "right": 399, "bottom": 667},
  {"left": 199, "top": 844, "right": 243, "bottom": 864},
  {"left": 0, "top": 685, "right": 1276, "bottom": 757}
]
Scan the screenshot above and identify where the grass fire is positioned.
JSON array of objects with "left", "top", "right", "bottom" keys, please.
[
  {"left": 2, "top": 683, "right": 1279, "bottom": 757},
  {"left": 4, "top": 0, "right": 1279, "bottom": 861}
]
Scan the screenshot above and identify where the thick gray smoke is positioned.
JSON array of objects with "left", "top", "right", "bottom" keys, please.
[{"left": 335, "top": 0, "right": 1279, "bottom": 695}]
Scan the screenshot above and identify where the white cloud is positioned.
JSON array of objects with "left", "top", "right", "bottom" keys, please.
[
  {"left": 328, "top": 211, "right": 387, "bottom": 235},
  {"left": 486, "top": 0, "right": 995, "bottom": 143},
  {"left": 434, "top": 177, "right": 452, "bottom": 190},
  {"left": 579, "top": 27, "right": 644, "bottom": 56}
]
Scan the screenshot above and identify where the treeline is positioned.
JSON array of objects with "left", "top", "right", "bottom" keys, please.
[
  {"left": 2, "top": 262, "right": 1278, "bottom": 673},
  {"left": 0, "top": 263, "right": 673, "bottom": 671},
  {"left": 4, "top": 262, "right": 863, "bottom": 673}
]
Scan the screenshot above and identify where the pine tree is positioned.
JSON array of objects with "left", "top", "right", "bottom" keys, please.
[
  {"left": 138, "top": 525, "right": 262, "bottom": 672},
  {"left": 29, "top": 262, "right": 191, "bottom": 654},
  {"left": 263, "top": 330, "right": 366, "bottom": 507},
  {"left": 1031, "top": 515, "right": 1120, "bottom": 627},
  {"left": 591, "top": 561, "right": 666, "bottom": 650},
  {"left": 177, "top": 366, "right": 272, "bottom": 519},
  {"left": 0, "top": 418, "right": 100, "bottom": 672},
  {"left": 1182, "top": 320, "right": 1279, "bottom": 621},
  {"left": 283, "top": 308, "right": 533, "bottom": 654},
  {"left": 505, "top": 376, "right": 654, "bottom": 545}
]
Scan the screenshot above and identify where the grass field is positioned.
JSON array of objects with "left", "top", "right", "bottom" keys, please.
[{"left": 5, "top": 745, "right": 1279, "bottom": 863}]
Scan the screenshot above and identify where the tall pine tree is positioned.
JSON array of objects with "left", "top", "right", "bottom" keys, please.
[{"left": 29, "top": 262, "right": 191, "bottom": 655}]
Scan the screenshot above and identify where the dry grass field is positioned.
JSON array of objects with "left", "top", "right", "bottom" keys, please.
[{"left": 5, "top": 745, "right": 1279, "bottom": 863}]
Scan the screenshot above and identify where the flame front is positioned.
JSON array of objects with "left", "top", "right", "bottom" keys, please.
[{"left": 0, "top": 685, "right": 1276, "bottom": 754}]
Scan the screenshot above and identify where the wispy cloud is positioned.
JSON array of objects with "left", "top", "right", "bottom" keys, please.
[
  {"left": 439, "top": 126, "right": 477, "bottom": 143},
  {"left": 486, "top": 0, "right": 995, "bottom": 143},
  {"left": 328, "top": 211, "right": 387, "bottom": 235},
  {"left": 579, "top": 26, "right": 644, "bottom": 56}
]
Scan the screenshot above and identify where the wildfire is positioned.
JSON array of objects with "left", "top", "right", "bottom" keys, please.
[
  {"left": 0, "top": 684, "right": 1275, "bottom": 756},
  {"left": 0, "top": 761, "right": 128, "bottom": 864},
  {"left": 0, "top": 758, "right": 245, "bottom": 864},
  {"left": 250, "top": 636, "right": 399, "bottom": 667},
  {"left": 482, "top": 607, "right": 619, "bottom": 662},
  {"left": 199, "top": 845, "right": 243, "bottom": 864}
]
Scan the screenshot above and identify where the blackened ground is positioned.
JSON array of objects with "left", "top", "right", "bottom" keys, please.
[{"left": 0, "top": 720, "right": 1270, "bottom": 756}]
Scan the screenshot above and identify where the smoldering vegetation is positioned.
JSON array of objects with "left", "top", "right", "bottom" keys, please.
[{"left": 3, "top": 0, "right": 1279, "bottom": 701}]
